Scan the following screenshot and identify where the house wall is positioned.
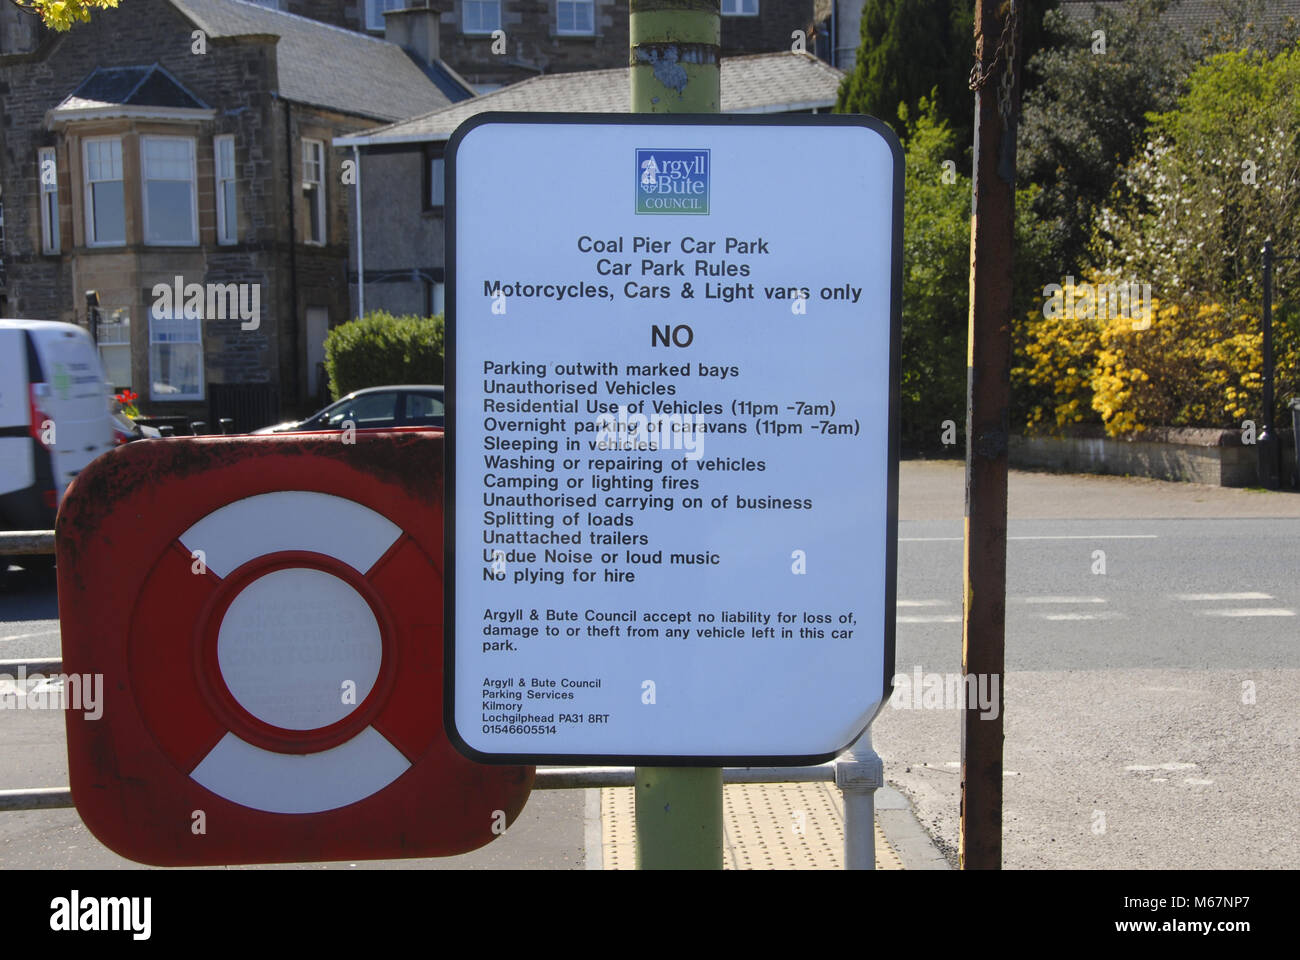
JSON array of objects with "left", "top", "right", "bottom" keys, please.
[
  {"left": 0, "top": 0, "right": 382, "bottom": 422},
  {"left": 720, "top": 0, "right": 818, "bottom": 58},
  {"left": 429, "top": 0, "right": 819, "bottom": 88},
  {"left": 0, "top": 3, "right": 42, "bottom": 57},
  {"left": 347, "top": 145, "right": 445, "bottom": 322}
]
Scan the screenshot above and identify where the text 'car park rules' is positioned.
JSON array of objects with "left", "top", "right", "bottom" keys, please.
[{"left": 446, "top": 114, "right": 901, "bottom": 764}]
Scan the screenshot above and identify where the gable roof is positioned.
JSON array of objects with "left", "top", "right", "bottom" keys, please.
[
  {"left": 167, "top": 0, "right": 473, "bottom": 122},
  {"left": 337, "top": 51, "right": 845, "bottom": 146}
]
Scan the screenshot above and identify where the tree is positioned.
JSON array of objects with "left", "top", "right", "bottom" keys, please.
[
  {"left": 836, "top": 0, "right": 1058, "bottom": 153},
  {"left": 898, "top": 97, "right": 1052, "bottom": 450},
  {"left": 7, "top": 0, "right": 120, "bottom": 31},
  {"left": 836, "top": 0, "right": 976, "bottom": 147},
  {"left": 1019, "top": 0, "right": 1300, "bottom": 280},
  {"left": 1017, "top": 0, "right": 1193, "bottom": 279},
  {"left": 1092, "top": 45, "right": 1300, "bottom": 308}
]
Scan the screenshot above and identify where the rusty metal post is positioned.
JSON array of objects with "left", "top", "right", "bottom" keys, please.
[{"left": 961, "top": 0, "right": 1022, "bottom": 870}]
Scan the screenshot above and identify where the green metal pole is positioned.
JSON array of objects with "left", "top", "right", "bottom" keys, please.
[
  {"left": 630, "top": 0, "right": 720, "bottom": 113},
  {"left": 630, "top": 0, "right": 723, "bottom": 870}
]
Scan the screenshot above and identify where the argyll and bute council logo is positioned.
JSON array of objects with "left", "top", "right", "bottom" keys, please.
[{"left": 636, "top": 148, "right": 709, "bottom": 215}]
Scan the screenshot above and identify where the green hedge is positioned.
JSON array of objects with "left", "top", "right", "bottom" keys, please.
[{"left": 324, "top": 311, "right": 445, "bottom": 400}]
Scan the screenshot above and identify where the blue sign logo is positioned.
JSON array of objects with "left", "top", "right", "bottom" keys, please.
[{"left": 635, "top": 148, "right": 709, "bottom": 215}]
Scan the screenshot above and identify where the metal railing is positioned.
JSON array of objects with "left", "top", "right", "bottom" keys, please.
[
  {"left": 1, "top": 530, "right": 886, "bottom": 868},
  {"left": 0, "top": 530, "right": 54, "bottom": 555}
]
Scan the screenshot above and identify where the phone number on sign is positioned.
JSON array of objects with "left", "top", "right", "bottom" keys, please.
[{"left": 482, "top": 724, "right": 559, "bottom": 735}]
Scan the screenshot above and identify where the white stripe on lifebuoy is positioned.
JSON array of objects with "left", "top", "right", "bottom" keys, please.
[
  {"left": 190, "top": 728, "right": 410, "bottom": 814},
  {"left": 179, "top": 492, "right": 401, "bottom": 578}
]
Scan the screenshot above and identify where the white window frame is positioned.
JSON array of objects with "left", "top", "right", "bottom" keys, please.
[
  {"left": 556, "top": 0, "right": 595, "bottom": 35},
  {"left": 365, "top": 0, "right": 402, "bottom": 31},
  {"left": 148, "top": 306, "right": 204, "bottom": 402},
  {"left": 38, "top": 147, "right": 60, "bottom": 254},
  {"left": 96, "top": 307, "right": 132, "bottom": 390},
  {"left": 302, "top": 138, "right": 326, "bottom": 246},
  {"left": 463, "top": 0, "right": 501, "bottom": 34},
  {"left": 83, "top": 137, "right": 125, "bottom": 248},
  {"left": 140, "top": 135, "right": 198, "bottom": 246},
  {"left": 721, "top": 0, "right": 758, "bottom": 15},
  {"left": 215, "top": 135, "right": 237, "bottom": 245}
]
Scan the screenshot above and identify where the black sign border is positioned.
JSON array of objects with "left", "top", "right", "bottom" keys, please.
[{"left": 444, "top": 112, "right": 902, "bottom": 766}]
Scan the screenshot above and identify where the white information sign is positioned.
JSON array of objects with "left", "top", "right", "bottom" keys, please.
[{"left": 446, "top": 114, "right": 901, "bottom": 764}]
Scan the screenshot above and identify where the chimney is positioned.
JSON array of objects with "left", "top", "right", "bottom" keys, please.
[{"left": 384, "top": 1, "right": 451, "bottom": 66}]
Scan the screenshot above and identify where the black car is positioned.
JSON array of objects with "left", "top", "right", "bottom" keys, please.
[{"left": 251, "top": 385, "right": 444, "bottom": 434}]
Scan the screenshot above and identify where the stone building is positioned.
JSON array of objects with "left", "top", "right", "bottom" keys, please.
[
  {"left": 0, "top": 0, "right": 471, "bottom": 427},
  {"left": 217, "top": 0, "right": 827, "bottom": 91}
]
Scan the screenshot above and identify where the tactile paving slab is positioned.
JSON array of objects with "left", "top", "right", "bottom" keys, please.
[{"left": 601, "top": 782, "right": 903, "bottom": 870}]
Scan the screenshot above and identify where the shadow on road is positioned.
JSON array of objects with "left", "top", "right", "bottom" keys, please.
[{"left": 0, "top": 564, "right": 59, "bottom": 621}]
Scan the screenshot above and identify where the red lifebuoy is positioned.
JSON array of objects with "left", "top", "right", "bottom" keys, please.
[{"left": 58, "top": 432, "right": 532, "bottom": 866}]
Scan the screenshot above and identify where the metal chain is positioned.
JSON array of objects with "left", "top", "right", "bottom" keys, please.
[
  {"left": 997, "top": 1, "right": 1019, "bottom": 122},
  {"left": 969, "top": 0, "right": 1021, "bottom": 117}
]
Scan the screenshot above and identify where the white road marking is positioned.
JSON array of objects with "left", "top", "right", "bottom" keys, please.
[
  {"left": 1198, "top": 608, "right": 1295, "bottom": 618},
  {"left": 897, "top": 600, "right": 949, "bottom": 607},
  {"left": 1041, "top": 612, "right": 1126, "bottom": 621},
  {"left": 1176, "top": 592, "right": 1273, "bottom": 601},
  {"left": 1126, "top": 762, "right": 1197, "bottom": 772},
  {"left": 897, "top": 615, "right": 962, "bottom": 624},
  {"left": 0, "top": 630, "right": 60, "bottom": 642},
  {"left": 901, "top": 534, "right": 1158, "bottom": 541},
  {"left": 1023, "top": 596, "right": 1106, "bottom": 604},
  {"left": 1184, "top": 779, "right": 1215, "bottom": 786}
]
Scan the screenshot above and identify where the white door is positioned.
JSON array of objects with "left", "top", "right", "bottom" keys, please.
[{"left": 306, "top": 308, "right": 328, "bottom": 401}]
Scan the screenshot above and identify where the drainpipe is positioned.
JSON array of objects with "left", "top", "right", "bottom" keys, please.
[
  {"left": 284, "top": 97, "right": 300, "bottom": 413},
  {"left": 353, "top": 144, "right": 365, "bottom": 319}
]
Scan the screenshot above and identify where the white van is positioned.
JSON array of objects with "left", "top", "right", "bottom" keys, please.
[{"left": 1, "top": 319, "right": 117, "bottom": 564}]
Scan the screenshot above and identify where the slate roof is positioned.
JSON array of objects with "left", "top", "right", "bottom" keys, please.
[
  {"left": 1058, "top": 0, "right": 1300, "bottom": 36},
  {"left": 167, "top": 0, "right": 473, "bottom": 122},
  {"left": 54, "top": 64, "right": 209, "bottom": 112},
  {"left": 338, "top": 51, "right": 845, "bottom": 145}
]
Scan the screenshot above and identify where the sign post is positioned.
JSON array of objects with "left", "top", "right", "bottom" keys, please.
[
  {"left": 445, "top": 113, "right": 902, "bottom": 866},
  {"left": 630, "top": 0, "right": 725, "bottom": 870}
]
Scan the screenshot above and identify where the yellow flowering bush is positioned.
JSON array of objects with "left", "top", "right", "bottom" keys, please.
[{"left": 1014, "top": 277, "right": 1297, "bottom": 436}]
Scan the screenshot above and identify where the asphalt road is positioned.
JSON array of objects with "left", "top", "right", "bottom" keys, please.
[
  {"left": 3, "top": 461, "right": 1298, "bottom": 869},
  {"left": 881, "top": 461, "right": 1300, "bottom": 869}
]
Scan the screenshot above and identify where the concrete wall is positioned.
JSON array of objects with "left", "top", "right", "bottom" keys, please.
[{"left": 1010, "top": 426, "right": 1299, "bottom": 488}]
